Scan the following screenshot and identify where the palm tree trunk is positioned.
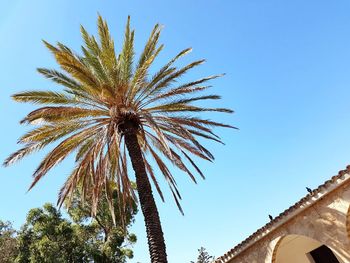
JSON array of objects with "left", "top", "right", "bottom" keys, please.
[{"left": 124, "top": 131, "right": 168, "bottom": 263}]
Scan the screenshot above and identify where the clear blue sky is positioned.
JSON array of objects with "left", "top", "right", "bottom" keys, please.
[{"left": 1, "top": 0, "right": 350, "bottom": 262}]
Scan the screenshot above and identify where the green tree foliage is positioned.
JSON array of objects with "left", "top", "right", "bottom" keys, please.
[
  {"left": 65, "top": 186, "right": 137, "bottom": 262},
  {"left": 0, "top": 220, "right": 18, "bottom": 263},
  {"left": 191, "top": 247, "right": 214, "bottom": 263},
  {"left": 10, "top": 187, "right": 137, "bottom": 263},
  {"left": 15, "top": 204, "right": 85, "bottom": 263}
]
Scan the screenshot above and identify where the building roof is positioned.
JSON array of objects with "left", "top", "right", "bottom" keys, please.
[{"left": 215, "top": 165, "right": 350, "bottom": 263}]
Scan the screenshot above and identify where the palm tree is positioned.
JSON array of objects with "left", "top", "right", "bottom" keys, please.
[{"left": 4, "top": 16, "right": 235, "bottom": 263}]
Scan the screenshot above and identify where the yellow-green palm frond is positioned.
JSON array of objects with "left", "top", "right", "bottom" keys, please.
[
  {"left": 5, "top": 15, "right": 235, "bottom": 222},
  {"left": 19, "top": 106, "right": 108, "bottom": 124},
  {"left": 12, "top": 91, "right": 77, "bottom": 105},
  {"left": 37, "top": 68, "right": 82, "bottom": 91}
]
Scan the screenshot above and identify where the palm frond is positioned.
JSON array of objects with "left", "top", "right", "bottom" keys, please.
[
  {"left": 20, "top": 106, "right": 108, "bottom": 124},
  {"left": 134, "top": 47, "right": 192, "bottom": 103},
  {"left": 80, "top": 25, "right": 101, "bottom": 56},
  {"left": 97, "top": 15, "right": 117, "bottom": 71},
  {"left": 4, "top": 143, "right": 43, "bottom": 167},
  {"left": 119, "top": 16, "right": 135, "bottom": 84},
  {"left": 37, "top": 68, "right": 82, "bottom": 91},
  {"left": 29, "top": 125, "right": 104, "bottom": 191},
  {"left": 144, "top": 59, "right": 205, "bottom": 98},
  {"left": 12, "top": 91, "right": 76, "bottom": 105}
]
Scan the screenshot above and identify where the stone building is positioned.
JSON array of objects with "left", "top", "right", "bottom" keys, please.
[{"left": 215, "top": 166, "right": 350, "bottom": 263}]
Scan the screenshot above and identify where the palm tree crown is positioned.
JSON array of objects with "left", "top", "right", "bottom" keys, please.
[{"left": 5, "top": 15, "right": 234, "bottom": 262}]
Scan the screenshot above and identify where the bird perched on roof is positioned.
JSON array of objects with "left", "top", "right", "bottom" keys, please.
[
  {"left": 306, "top": 187, "right": 313, "bottom": 194},
  {"left": 268, "top": 215, "right": 273, "bottom": 221}
]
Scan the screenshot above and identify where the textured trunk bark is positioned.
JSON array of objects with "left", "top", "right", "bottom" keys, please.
[{"left": 124, "top": 131, "right": 168, "bottom": 263}]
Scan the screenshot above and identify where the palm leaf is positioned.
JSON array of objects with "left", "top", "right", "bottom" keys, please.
[{"left": 12, "top": 91, "right": 76, "bottom": 105}]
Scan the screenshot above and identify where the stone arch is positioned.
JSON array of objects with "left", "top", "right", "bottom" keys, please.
[
  {"left": 270, "top": 236, "right": 285, "bottom": 263},
  {"left": 347, "top": 205, "right": 350, "bottom": 240},
  {"left": 282, "top": 204, "right": 350, "bottom": 261},
  {"left": 271, "top": 234, "right": 343, "bottom": 263}
]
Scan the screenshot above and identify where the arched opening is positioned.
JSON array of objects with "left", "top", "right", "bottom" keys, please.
[{"left": 274, "top": 234, "right": 343, "bottom": 263}]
